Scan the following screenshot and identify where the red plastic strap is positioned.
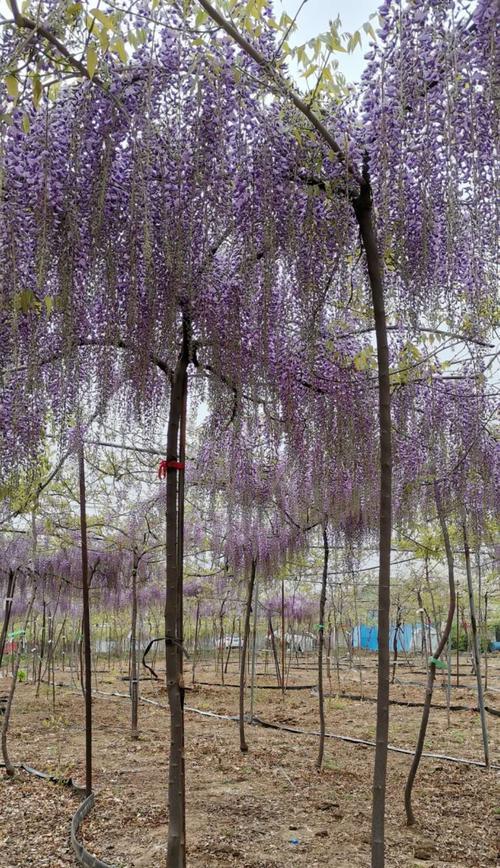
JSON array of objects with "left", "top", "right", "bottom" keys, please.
[{"left": 158, "top": 460, "right": 185, "bottom": 479}]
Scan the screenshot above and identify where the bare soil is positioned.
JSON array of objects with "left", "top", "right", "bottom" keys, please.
[{"left": 1, "top": 654, "right": 499, "bottom": 867}]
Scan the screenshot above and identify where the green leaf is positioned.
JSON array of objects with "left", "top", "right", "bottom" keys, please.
[
  {"left": 44, "top": 296, "right": 54, "bottom": 316},
  {"left": 15, "top": 288, "right": 40, "bottom": 314},
  {"left": 347, "top": 30, "right": 361, "bottom": 53},
  {"left": 32, "top": 73, "right": 42, "bottom": 109},
  {"left": 194, "top": 8, "right": 208, "bottom": 27},
  {"left": 98, "top": 27, "right": 110, "bottom": 51},
  {"left": 112, "top": 38, "right": 128, "bottom": 63},
  {"left": 302, "top": 64, "right": 318, "bottom": 78},
  {"left": 5, "top": 75, "right": 18, "bottom": 100},
  {"left": 22, "top": 112, "right": 30, "bottom": 133},
  {"left": 89, "top": 8, "right": 114, "bottom": 29},
  {"left": 86, "top": 45, "right": 98, "bottom": 79},
  {"left": 363, "top": 21, "right": 377, "bottom": 41},
  {"left": 429, "top": 656, "right": 447, "bottom": 670}
]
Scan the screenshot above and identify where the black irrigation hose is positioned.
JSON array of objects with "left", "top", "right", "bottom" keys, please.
[
  {"left": 1, "top": 762, "right": 114, "bottom": 867},
  {"left": 141, "top": 637, "right": 163, "bottom": 680},
  {"left": 323, "top": 690, "right": 500, "bottom": 717},
  {"left": 76, "top": 687, "right": 500, "bottom": 770},
  {"left": 248, "top": 715, "right": 500, "bottom": 770},
  {"left": 0, "top": 760, "right": 86, "bottom": 793},
  {"left": 195, "top": 680, "right": 317, "bottom": 691},
  {"left": 71, "top": 793, "right": 115, "bottom": 868},
  {"left": 21, "top": 763, "right": 87, "bottom": 794}
]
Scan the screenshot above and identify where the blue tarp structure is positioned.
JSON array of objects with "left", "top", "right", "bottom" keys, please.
[{"left": 353, "top": 623, "right": 422, "bottom": 652}]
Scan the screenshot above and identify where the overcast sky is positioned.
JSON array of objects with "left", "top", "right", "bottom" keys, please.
[{"left": 283, "top": 0, "right": 380, "bottom": 82}]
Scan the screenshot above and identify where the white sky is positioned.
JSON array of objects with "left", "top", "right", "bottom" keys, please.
[{"left": 283, "top": 0, "right": 380, "bottom": 82}]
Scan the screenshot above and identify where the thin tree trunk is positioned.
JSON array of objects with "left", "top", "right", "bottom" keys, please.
[
  {"left": 239, "top": 559, "right": 256, "bottom": 753},
  {"left": 316, "top": 524, "right": 329, "bottom": 770},
  {"left": 268, "top": 616, "right": 281, "bottom": 687},
  {"left": 404, "top": 482, "right": 456, "bottom": 826},
  {"left": 281, "top": 578, "right": 286, "bottom": 696},
  {"left": 164, "top": 321, "right": 189, "bottom": 868},
  {"left": 353, "top": 171, "right": 392, "bottom": 868},
  {"left": 218, "top": 604, "right": 225, "bottom": 685},
  {"left": 446, "top": 640, "right": 451, "bottom": 728},
  {"left": 78, "top": 445, "right": 93, "bottom": 799},
  {"left": 192, "top": 600, "right": 200, "bottom": 686},
  {"left": 425, "top": 556, "right": 441, "bottom": 642},
  {"left": 463, "top": 522, "right": 489, "bottom": 767},
  {"left": 392, "top": 602, "right": 402, "bottom": 685},
  {"left": 131, "top": 549, "right": 139, "bottom": 740},
  {"left": 0, "top": 570, "right": 16, "bottom": 672},
  {"left": 332, "top": 600, "right": 341, "bottom": 695},
  {"left": 224, "top": 616, "right": 236, "bottom": 674},
  {"left": 417, "top": 590, "right": 428, "bottom": 665},
  {"left": 2, "top": 590, "right": 36, "bottom": 776},
  {"left": 249, "top": 574, "right": 259, "bottom": 723},
  {"left": 483, "top": 592, "right": 488, "bottom": 691},
  {"left": 35, "top": 598, "right": 46, "bottom": 699}
]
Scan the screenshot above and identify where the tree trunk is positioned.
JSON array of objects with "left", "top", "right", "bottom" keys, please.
[
  {"left": 353, "top": 171, "right": 392, "bottom": 868},
  {"left": 0, "top": 570, "right": 16, "bottom": 672},
  {"left": 131, "top": 549, "right": 139, "bottom": 740},
  {"left": 280, "top": 578, "right": 286, "bottom": 696},
  {"left": 268, "top": 616, "right": 281, "bottom": 687},
  {"left": 224, "top": 616, "right": 236, "bottom": 674},
  {"left": 192, "top": 600, "right": 200, "bottom": 686},
  {"left": 391, "top": 602, "right": 402, "bottom": 685},
  {"left": 417, "top": 590, "right": 427, "bottom": 664},
  {"left": 404, "top": 482, "right": 456, "bottom": 825},
  {"left": 2, "top": 590, "right": 36, "bottom": 776},
  {"left": 483, "top": 591, "right": 488, "bottom": 691},
  {"left": 78, "top": 445, "right": 93, "bottom": 799},
  {"left": 35, "top": 598, "right": 46, "bottom": 699},
  {"left": 164, "top": 321, "right": 189, "bottom": 868},
  {"left": 316, "top": 524, "right": 329, "bottom": 770},
  {"left": 249, "top": 574, "right": 259, "bottom": 723},
  {"left": 239, "top": 559, "right": 256, "bottom": 753},
  {"left": 463, "top": 522, "right": 489, "bottom": 766},
  {"left": 425, "top": 557, "right": 441, "bottom": 642}
]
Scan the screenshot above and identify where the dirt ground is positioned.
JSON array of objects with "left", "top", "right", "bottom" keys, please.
[{"left": 0, "top": 654, "right": 499, "bottom": 867}]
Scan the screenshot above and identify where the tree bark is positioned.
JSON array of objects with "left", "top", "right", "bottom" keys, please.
[
  {"left": 192, "top": 600, "right": 200, "bottom": 686},
  {"left": 78, "top": 445, "right": 93, "bottom": 799},
  {"left": 391, "top": 602, "right": 402, "bottom": 685},
  {"left": 463, "top": 522, "right": 489, "bottom": 767},
  {"left": 0, "top": 570, "right": 16, "bottom": 672},
  {"left": 239, "top": 559, "right": 256, "bottom": 753},
  {"left": 281, "top": 578, "right": 286, "bottom": 695},
  {"left": 404, "top": 482, "right": 456, "bottom": 825},
  {"left": 249, "top": 574, "right": 259, "bottom": 723},
  {"left": 131, "top": 549, "right": 139, "bottom": 740},
  {"left": 353, "top": 171, "right": 392, "bottom": 868},
  {"left": 316, "top": 524, "right": 329, "bottom": 770},
  {"left": 35, "top": 597, "right": 46, "bottom": 698},
  {"left": 1, "top": 591, "right": 36, "bottom": 776},
  {"left": 164, "top": 319, "right": 189, "bottom": 868},
  {"left": 268, "top": 616, "right": 281, "bottom": 688}
]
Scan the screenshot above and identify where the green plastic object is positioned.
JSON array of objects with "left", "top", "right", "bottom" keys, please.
[
  {"left": 429, "top": 656, "right": 447, "bottom": 670},
  {"left": 8, "top": 629, "right": 25, "bottom": 639}
]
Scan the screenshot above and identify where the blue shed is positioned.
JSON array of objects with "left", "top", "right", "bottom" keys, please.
[{"left": 353, "top": 623, "right": 438, "bottom": 653}]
